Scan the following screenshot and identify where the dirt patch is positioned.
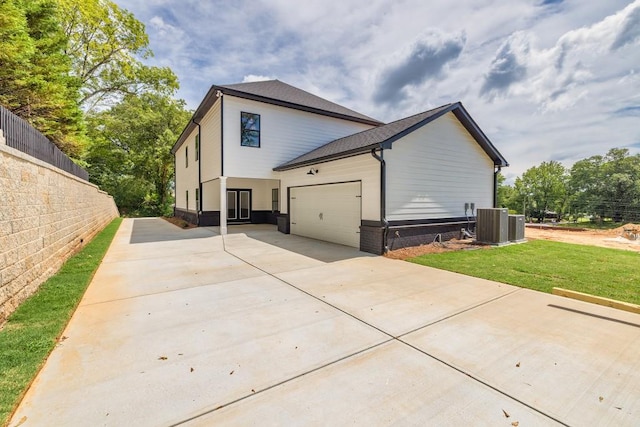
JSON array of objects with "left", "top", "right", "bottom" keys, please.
[
  {"left": 385, "top": 238, "right": 489, "bottom": 260},
  {"left": 524, "top": 224, "right": 640, "bottom": 252},
  {"left": 162, "top": 216, "right": 197, "bottom": 229}
]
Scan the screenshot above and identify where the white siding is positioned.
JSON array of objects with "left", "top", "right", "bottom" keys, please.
[
  {"left": 385, "top": 112, "right": 494, "bottom": 221},
  {"left": 202, "top": 178, "right": 220, "bottom": 211},
  {"left": 279, "top": 154, "right": 380, "bottom": 221},
  {"left": 174, "top": 127, "right": 200, "bottom": 210},
  {"left": 222, "top": 96, "right": 374, "bottom": 179},
  {"left": 200, "top": 100, "right": 222, "bottom": 181}
]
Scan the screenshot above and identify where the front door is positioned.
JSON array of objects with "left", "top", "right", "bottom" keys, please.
[{"left": 227, "top": 189, "right": 251, "bottom": 223}]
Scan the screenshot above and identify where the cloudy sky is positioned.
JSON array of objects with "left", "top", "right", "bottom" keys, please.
[{"left": 114, "top": 0, "right": 640, "bottom": 181}]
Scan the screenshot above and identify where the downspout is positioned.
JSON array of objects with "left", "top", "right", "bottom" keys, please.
[
  {"left": 218, "top": 90, "right": 224, "bottom": 176},
  {"left": 371, "top": 147, "right": 389, "bottom": 254},
  {"left": 193, "top": 118, "right": 202, "bottom": 225},
  {"left": 494, "top": 165, "right": 502, "bottom": 208}
]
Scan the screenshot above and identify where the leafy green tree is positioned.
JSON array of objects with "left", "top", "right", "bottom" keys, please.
[
  {"left": 514, "top": 161, "right": 568, "bottom": 222},
  {"left": 0, "top": 0, "right": 85, "bottom": 156},
  {"left": 600, "top": 149, "right": 640, "bottom": 222},
  {"left": 496, "top": 172, "right": 515, "bottom": 209},
  {"left": 57, "top": 0, "right": 178, "bottom": 110},
  {"left": 569, "top": 155, "right": 605, "bottom": 220},
  {"left": 85, "top": 93, "right": 190, "bottom": 215},
  {"left": 570, "top": 149, "right": 640, "bottom": 222}
]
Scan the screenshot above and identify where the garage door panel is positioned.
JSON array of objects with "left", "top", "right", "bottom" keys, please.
[{"left": 290, "top": 182, "right": 361, "bottom": 248}]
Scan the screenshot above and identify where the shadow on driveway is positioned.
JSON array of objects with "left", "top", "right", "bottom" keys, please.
[
  {"left": 220, "top": 224, "right": 375, "bottom": 263},
  {"left": 129, "top": 218, "right": 217, "bottom": 244}
]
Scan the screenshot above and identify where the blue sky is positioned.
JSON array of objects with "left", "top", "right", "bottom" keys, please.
[{"left": 114, "top": 0, "right": 640, "bottom": 181}]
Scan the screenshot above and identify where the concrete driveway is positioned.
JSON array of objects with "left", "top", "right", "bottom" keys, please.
[{"left": 10, "top": 218, "right": 640, "bottom": 426}]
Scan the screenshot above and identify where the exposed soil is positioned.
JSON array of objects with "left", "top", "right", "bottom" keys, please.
[
  {"left": 524, "top": 223, "right": 640, "bottom": 252},
  {"left": 162, "top": 216, "right": 197, "bottom": 229},
  {"left": 385, "top": 238, "right": 491, "bottom": 259},
  {"left": 385, "top": 223, "right": 640, "bottom": 260}
]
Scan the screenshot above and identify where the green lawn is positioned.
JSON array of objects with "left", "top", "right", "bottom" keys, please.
[
  {"left": 409, "top": 240, "right": 639, "bottom": 305},
  {"left": 0, "top": 218, "right": 122, "bottom": 427}
]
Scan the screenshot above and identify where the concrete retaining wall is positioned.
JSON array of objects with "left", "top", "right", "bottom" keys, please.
[{"left": 0, "top": 136, "right": 119, "bottom": 323}]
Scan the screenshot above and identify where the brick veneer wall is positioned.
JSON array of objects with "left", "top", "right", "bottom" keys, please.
[{"left": 0, "top": 138, "right": 119, "bottom": 324}]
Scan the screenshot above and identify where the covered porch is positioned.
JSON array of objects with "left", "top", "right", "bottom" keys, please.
[{"left": 177, "top": 176, "right": 280, "bottom": 231}]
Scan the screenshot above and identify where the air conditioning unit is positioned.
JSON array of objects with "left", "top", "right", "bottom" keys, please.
[
  {"left": 476, "top": 208, "right": 509, "bottom": 245},
  {"left": 508, "top": 215, "right": 526, "bottom": 242}
]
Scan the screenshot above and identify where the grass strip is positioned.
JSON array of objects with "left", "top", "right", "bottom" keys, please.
[
  {"left": 0, "top": 217, "right": 122, "bottom": 426},
  {"left": 409, "top": 240, "right": 640, "bottom": 305}
]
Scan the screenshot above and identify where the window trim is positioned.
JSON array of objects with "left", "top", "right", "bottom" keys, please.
[
  {"left": 185, "top": 146, "right": 189, "bottom": 168},
  {"left": 195, "top": 188, "right": 199, "bottom": 211},
  {"left": 195, "top": 134, "right": 199, "bottom": 161},
  {"left": 240, "top": 111, "right": 261, "bottom": 148}
]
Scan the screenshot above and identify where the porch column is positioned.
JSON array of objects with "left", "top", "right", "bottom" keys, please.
[{"left": 219, "top": 176, "right": 227, "bottom": 235}]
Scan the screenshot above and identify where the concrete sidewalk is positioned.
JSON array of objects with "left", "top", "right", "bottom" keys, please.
[{"left": 10, "top": 218, "right": 640, "bottom": 426}]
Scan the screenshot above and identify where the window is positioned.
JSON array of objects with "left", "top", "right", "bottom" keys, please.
[
  {"left": 185, "top": 146, "right": 188, "bottom": 168},
  {"left": 240, "top": 112, "right": 260, "bottom": 147},
  {"left": 271, "top": 188, "right": 278, "bottom": 212},
  {"left": 195, "top": 188, "right": 199, "bottom": 211},
  {"left": 185, "top": 190, "right": 189, "bottom": 209},
  {"left": 195, "top": 134, "right": 199, "bottom": 161}
]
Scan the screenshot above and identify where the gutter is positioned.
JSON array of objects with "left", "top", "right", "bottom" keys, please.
[
  {"left": 193, "top": 118, "right": 202, "bottom": 225},
  {"left": 371, "top": 147, "right": 389, "bottom": 254}
]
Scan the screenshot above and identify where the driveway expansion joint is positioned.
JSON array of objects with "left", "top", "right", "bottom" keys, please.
[{"left": 220, "top": 239, "right": 568, "bottom": 426}]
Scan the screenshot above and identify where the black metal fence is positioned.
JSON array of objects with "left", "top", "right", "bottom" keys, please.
[{"left": 0, "top": 105, "right": 89, "bottom": 181}]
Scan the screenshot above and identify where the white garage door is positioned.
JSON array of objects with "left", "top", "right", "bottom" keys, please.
[{"left": 290, "top": 182, "right": 361, "bottom": 248}]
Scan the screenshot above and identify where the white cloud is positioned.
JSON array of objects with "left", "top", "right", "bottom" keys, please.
[{"left": 113, "top": 0, "right": 640, "bottom": 180}]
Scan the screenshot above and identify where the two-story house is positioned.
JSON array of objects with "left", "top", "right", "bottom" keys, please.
[{"left": 171, "top": 80, "right": 508, "bottom": 254}]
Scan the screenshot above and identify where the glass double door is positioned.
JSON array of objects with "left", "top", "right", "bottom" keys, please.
[{"left": 227, "top": 189, "right": 251, "bottom": 222}]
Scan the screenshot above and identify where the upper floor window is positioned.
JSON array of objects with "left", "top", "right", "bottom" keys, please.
[
  {"left": 195, "top": 134, "right": 200, "bottom": 161},
  {"left": 241, "top": 112, "right": 260, "bottom": 147},
  {"left": 185, "top": 146, "right": 189, "bottom": 168}
]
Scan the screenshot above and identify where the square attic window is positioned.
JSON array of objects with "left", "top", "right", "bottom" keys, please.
[{"left": 240, "top": 112, "right": 260, "bottom": 147}]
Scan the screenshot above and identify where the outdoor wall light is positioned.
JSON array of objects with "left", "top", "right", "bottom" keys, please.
[{"left": 307, "top": 168, "right": 318, "bottom": 175}]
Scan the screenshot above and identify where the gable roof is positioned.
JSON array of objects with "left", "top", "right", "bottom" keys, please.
[
  {"left": 274, "top": 102, "right": 509, "bottom": 171},
  {"left": 171, "top": 80, "right": 382, "bottom": 154},
  {"left": 218, "top": 80, "right": 382, "bottom": 125}
]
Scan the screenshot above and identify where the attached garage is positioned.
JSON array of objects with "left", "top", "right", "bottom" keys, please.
[
  {"left": 290, "top": 182, "right": 361, "bottom": 248},
  {"left": 275, "top": 102, "right": 509, "bottom": 255}
]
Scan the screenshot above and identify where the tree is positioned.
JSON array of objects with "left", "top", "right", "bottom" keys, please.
[
  {"left": 0, "top": 0, "right": 85, "bottom": 156},
  {"left": 568, "top": 155, "right": 605, "bottom": 220},
  {"left": 496, "top": 172, "right": 515, "bottom": 209},
  {"left": 570, "top": 149, "right": 640, "bottom": 222},
  {"left": 57, "top": 0, "right": 178, "bottom": 111},
  {"left": 85, "top": 93, "right": 191, "bottom": 215},
  {"left": 514, "top": 161, "right": 568, "bottom": 222}
]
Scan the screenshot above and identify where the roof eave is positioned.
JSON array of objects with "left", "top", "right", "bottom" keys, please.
[
  {"left": 170, "top": 85, "right": 220, "bottom": 154},
  {"left": 274, "top": 102, "right": 509, "bottom": 171},
  {"left": 274, "top": 105, "right": 454, "bottom": 171},
  {"left": 451, "top": 105, "right": 509, "bottom": 167},
  {"left": 218, "top": 87, "right": 383, "bottom": 127},
  {"left": 274, "top": 146, "right": 378, "bottom": 171}
]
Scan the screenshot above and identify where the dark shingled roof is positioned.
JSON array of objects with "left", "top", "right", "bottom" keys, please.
[
  {"left": 274, "top": 102, "right": 509, "bottom": 170},
  {"left": 218, "top": 80, "right": 382, "bottom": 125},
  {"left": 171, "top": 80, "right": 382, "bottom": 154}
]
